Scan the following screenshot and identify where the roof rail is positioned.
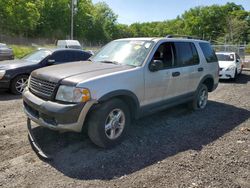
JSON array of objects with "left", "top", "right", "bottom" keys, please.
[{"left": 166, "top": 35, "right": 202, "bottom": 40}]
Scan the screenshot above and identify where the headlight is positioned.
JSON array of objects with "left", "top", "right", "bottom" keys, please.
[
  {"left": 226, "top": 65, "right": 235, "bottom": 71},
  {"left": 0, "top": 70, "right": 6, "bottom": 79},
  {"left": 55, "top": 85, "right": 91, "bottom": 103}
]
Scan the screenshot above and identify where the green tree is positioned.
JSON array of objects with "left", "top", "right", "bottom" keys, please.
[
  {"left": 0, "top": 0, "right": 42, "bottom": 36},
  {"left": 36, "top": 0, "right": 70, "bottom": 39}
]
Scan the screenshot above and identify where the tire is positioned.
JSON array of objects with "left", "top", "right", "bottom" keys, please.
[
  {"left": 189, "top": 84, "right": 208, "bottom": 110},
  {"left": 238, "top": 67, "right": 242, "bottom": 75},
  {"left": 10, "top": 75, "right": 29, "bottom": 95},
  {"left": 87, "top": 98, "right": 130, "bottom": 148}
]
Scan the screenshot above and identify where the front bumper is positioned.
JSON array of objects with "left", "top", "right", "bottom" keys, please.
[
  {"left": 219, "top": 69, "right": 235, "bottom": 79},
  {"left": 0, "top": 79, "right": 10, "bottom": 89},
  {"left": 23, "top": 88, "right": 97, "bottom": 132}
]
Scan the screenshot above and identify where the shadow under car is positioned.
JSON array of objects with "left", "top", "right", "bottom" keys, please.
[{"left": 29, "top": 100, "right": 250, "bottom": 180}]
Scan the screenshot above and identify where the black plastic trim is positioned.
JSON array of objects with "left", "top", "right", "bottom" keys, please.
[{"left": 98, "top": 90, "right": 140, "bottom": 118}]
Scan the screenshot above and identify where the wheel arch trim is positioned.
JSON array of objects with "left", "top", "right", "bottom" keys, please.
[{"left": 98, "top": 90, "right": 140, "bottom": 118}]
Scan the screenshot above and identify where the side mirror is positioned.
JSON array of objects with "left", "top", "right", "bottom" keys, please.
[
  {"left": 236, "top": 59, "right": 240, "bottom": 63},
  {"left": 47, "top": 59, "right": 55, "bottom": 65},
  {"left": 149, "top": 60, "right": 163, "bottom": 72}
]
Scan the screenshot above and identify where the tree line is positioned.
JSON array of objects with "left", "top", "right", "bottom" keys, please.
[{"left": 0, "top": 0, "right": 249, "bottom": 45}]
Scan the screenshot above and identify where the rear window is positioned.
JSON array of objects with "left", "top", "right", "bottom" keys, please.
[{"left": 199, "top": 43, "right": 218, "bottom": 63}]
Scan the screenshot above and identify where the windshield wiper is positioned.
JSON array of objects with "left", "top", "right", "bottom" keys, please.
[{"left": 98, "top": 60, "right": 119, "bottom": 65}]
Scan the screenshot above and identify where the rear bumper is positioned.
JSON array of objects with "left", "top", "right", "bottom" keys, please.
[{"left": 23, "top": 88, "right": 97, "bottom": 132}]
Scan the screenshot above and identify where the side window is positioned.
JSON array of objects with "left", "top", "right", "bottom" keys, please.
[
  {"left": 152, "top": 42, "right": 174, "bottom": 69},
  {"left": 199, "top": 43, "right": 218, "bottom": 63},
  {"left": 174, "top": 42, "right": 199, "bottom": 67},
  {"left": 190, "top": 43, "right": 200, "bottom": 65},
  {"left": 51, "top": 52, "right": 65, "bottom": 63},
  {"left": 51, "top": 51, "right": 75, "bottom": 63},
  {"left": 63, "top": 51, "right": 75, "bottom": 62},
  {"left": 75, "top": 51, "right": 91, "bottom": 61}
]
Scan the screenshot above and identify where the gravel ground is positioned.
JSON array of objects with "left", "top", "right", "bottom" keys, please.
[{"left": 0, "top": 71, "right": 249, "bottom": 188}]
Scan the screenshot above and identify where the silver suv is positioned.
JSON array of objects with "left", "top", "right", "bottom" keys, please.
[{"left": 23, "top": 37, "right": 219, "bottom": 150}]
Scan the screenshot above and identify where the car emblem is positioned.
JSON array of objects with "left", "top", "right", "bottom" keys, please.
[{"left": 38, "top": 83, "right": 42, "bottom": 87}]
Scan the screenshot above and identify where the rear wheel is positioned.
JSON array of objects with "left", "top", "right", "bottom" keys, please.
[
  {"left": 87, "top": 99, "right": 130, "bottom": 148},
  {"left": 10, "top": 75, "right": 29, "bottom": 95},
  {"left": 189, "top": 84, "right": 208, "bottom": 110}
]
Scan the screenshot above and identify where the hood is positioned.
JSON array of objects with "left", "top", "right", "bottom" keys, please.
[
  {"left": 31, "top": 61, "right": 134, "bottom": 84},
  {"left": 0, "top": 59, "right": 33, "bottom": 70},
  {"left": 218, "top": 61, "right": 235, "bottom": 69}
]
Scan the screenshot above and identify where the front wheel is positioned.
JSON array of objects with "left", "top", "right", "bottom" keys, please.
[
  {"left": 189, "top": 84, "right": 208, "bottom": 110},
  {"left": 87, "top": 99, "right": 130, "bottom": 148},
  {"left": 10, "top": 75, "right": 29, "bottom": 95}
]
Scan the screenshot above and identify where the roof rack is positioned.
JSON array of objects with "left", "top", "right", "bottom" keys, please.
[{"left": 166, "top": 35, "right": 202, "bottom": 40}]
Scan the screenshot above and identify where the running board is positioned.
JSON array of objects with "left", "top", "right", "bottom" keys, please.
[{"left": 27, "top": 118, "right": 52, "bottom": 160}]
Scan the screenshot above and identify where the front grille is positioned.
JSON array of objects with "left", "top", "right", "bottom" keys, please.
[{"left": 29, "top": 76, "right": 57, "bottom": 99}]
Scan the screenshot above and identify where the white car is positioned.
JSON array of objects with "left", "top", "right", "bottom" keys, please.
[
  {"left": 56, "top": 40, "right": 82, "bottom": 49},
  {"left": 216, "top": 52, "right": 243, "bottom": 80}
]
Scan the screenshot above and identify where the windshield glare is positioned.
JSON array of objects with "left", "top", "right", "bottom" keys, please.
[
  {"left": 91, "top": 40, "right": 155, "bottom": 66},
  {"left": 23, "top": 50, "right": 51, "bottom": 63},
  {"left": 216, "top": 54, "right": 235, "bottom": 62}
]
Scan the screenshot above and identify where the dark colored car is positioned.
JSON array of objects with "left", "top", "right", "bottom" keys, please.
[
  {"left": 0, "top": 48, "right": 91, "bottom": 94},
  {"left": 0, "top": 43, "right": 14, "bottom": 61}
]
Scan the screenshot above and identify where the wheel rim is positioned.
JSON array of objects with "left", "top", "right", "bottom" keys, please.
[
  {"left": 198, "top": 89, "right": 208, "bottom": 109},
  {"left": 105, "top": 108, "right": 125, "bottom": 140},
  {"left": 15, "top": 77, "right": 28, "bottom": 93}
]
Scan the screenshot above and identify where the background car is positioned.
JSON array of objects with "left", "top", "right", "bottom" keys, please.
[
  {"left": 0, "top": 43, "right": 14, "bottom": 61},
  {"left": 56, "top": 40, "right": 82, "bottom": 49},
  {"left": 0, "top": 48, "right": 92, "bottom": 94},
  {"left": 216, "top": 52, "right": 243, "bottom": 80}
]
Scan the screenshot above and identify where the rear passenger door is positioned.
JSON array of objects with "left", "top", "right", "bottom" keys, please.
[{"left": 165, "top": 42, "right": 201, "bottom": 98}]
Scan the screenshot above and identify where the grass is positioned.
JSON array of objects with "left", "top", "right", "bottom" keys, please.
[
  {"left": 10, "top": 45, "right": 37, "bottom": 59},
  {"left": 9, "top": 44, "right": 101, "bottom": 59}
]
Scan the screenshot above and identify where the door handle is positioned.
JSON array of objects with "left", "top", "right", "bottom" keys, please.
[
  {"left": 172, "top": 72, "right": 180, "bottom": 77},
  {"left": 198, "top": 67, "right": 204, "bottom": 72}
]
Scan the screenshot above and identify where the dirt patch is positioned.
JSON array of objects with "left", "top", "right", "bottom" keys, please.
[{"left": 0, "top": 72, "right": 249, "bottom": 188}]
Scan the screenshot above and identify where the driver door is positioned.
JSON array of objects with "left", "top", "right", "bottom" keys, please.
[{"left": 143, "top": 42, "right": 174, "bottom": 106}]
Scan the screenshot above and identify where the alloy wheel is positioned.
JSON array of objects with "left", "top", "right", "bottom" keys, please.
[
  {"left": 104, "top": 108, "right": 126, "bottom": 140},
  {"left": 15, "top": 77, "right": 28, "bottom": 93}
]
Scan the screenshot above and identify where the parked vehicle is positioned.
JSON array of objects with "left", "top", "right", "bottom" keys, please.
[
  {"left": 23, "top": 37, "right": 219, "bottom": 155},
  {"left": 0, "top": 43, "right": 14, "bottom": 61},
  {"left": 56, "top": 40, "right": 82, "bottom": 49},
  {"left": 0, "top": 48, "right": 92, "bottom": 94},
  {"left": 216, "top": 52, "right": 243, "bottom": 80}
]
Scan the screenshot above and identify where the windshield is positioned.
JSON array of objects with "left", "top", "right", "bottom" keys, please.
[
  {"left": 90, "top": 40, "right": 155, "bottom": 66},
  {"left": 22, "top": 50, "right": 51, "bottom": 63},
  {"left": 216, "top": 54, "right": 234, "bottom": 61}
]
